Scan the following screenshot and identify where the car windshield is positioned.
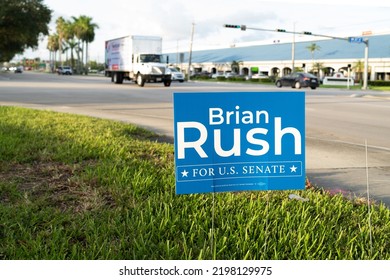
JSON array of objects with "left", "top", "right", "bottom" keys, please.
[{"left": 169, "top": 68, "right": 178, "bottom": 72}]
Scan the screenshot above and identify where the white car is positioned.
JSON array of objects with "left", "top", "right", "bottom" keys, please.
[
  {"left": 225, "top": 72, "right": 238, "bottom": 78},
  {"left": 166, "top": 67, "right": 184, "bottom": 82},
  {"left": 246, "top": 73, "right": 269, "bottom": 80},
  {"left": 57, "top": 66, "right": 73, "bottom": 75},
  {"left": 211, "top": 72, "right": 225, "bottom": 79}
]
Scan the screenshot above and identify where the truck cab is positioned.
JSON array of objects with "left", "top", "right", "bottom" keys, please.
[{"left": 132, "top": 54, "right": 171, "bottom": 86}]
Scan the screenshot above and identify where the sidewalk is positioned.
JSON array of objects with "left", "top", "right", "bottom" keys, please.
[{"left": 349, "top": 90, "right": 390, "bottom": 100}]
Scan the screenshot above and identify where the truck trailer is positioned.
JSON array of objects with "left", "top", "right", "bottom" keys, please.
[{"left": 105, "top": 35, "right": 171, "bottom": 87}]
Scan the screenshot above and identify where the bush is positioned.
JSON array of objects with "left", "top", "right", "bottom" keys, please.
[
  {"left": 368, "top": 80, "right": 390, "bottom": 87},
  {"left": 249, "top": 78, "right": 273, "bottom": 84},
  {"left": 227, "top": 76, "right": 246, "bottom": 82},
  {"left": 191, "top": 75, "right": 211, "bottom": 81}
]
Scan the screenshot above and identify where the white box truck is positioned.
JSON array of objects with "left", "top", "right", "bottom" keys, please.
[{"left": 105, "top": 35, "right": 171, "bottom": 87}]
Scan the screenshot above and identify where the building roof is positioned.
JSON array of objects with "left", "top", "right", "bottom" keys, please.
[{"left": 167, "top": 34, "right": 390, "bottom": 64}]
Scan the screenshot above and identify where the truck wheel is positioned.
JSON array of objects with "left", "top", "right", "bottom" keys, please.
[
  {"left": 164, "top": 80, "right": 171, "bottom": 87},
  {"left": 114, "top": 73, "right": 123, "bottom": 84},
  {"left": 137, "top": 74, "right": 145, "bottom": 87}
]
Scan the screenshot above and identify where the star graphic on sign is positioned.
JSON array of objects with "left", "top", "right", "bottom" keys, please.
[
  {"left": 290, "top": 165, "right": 298, "bottom": 173},
  {"left": 181, "top": 170, "right": 189, "bottom": 177}
]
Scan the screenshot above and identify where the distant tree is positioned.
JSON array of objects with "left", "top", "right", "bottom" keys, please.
[
  {"left": 0, "top": 0, "right": 52, "bottom": 61},
  {"left": 231, "top": 60, "right": 243, "bottom": 74},
  {"left": 66, "top": 39, "right": 79, "bottom": 69},
  {"left": 51, "top": 15, "right": 98, "bottom": 73},
  {"left": 353, "top": 60, "right": 365, "bottom": 82},
  {"left": 55, "top": 17, "right": 67, "bottom": 65},
  {"left": 312, "top": 62, "right": 324, "bottom": 77},
  {"left": 306, "top": 43, "right": 321, "bottom": 67},
  {"left": 72, "top": 15, "right": 99, "bottom": 74},
  {"left": 47, "top": 34, "right": 59, "bottom": 71}
]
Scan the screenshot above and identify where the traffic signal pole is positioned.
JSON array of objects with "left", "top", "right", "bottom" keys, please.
[{"left": 224, "top": 24, "right": 369, "bottom": 90}]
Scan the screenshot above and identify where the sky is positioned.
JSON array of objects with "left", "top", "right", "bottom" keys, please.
[{"left": 21, "top": 0, "right": 390, "bottom": 63}]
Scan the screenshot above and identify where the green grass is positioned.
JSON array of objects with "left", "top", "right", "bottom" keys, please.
[
  {"left": 1, "top": 106, "right": 390, "bottom": 260},
  {"left": 320, "top": 85, "right": 362, "bottom": 90},
  {"left": 320, "top": 84, "right": 390, "bottom": 91},
  {"left": 370, "top": 86, "right": 390, "bottom": 91}
]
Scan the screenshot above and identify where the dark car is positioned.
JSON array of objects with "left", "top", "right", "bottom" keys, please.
[
  {"left": 14, "top": 66, "right": 23, "bottom": 73},
  {"left": 275, "top": 72, "right": 319, "bottom": 89},
  {"left": 191, "top": 71, "right": 212, "bottom": 78}
]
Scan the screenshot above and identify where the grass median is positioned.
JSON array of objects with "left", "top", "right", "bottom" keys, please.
[{"left": 1, "top": 106, "right": 390, "bottom": 260}]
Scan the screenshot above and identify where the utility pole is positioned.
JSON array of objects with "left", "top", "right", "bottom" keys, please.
[
  {"left": 187, "top": 22, "right": 195, "bottom": 81},
  {"left": 224, "top": 24, "right": 370, "bottom": 90}
]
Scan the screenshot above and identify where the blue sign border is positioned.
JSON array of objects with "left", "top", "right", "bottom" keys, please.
[{"left": 173, "top": 91, "right": 305, "bottom": 194}]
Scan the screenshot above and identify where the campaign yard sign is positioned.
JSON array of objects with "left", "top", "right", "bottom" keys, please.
[{"left": 173, "top": 91, "right": 305, "bottom": 195}]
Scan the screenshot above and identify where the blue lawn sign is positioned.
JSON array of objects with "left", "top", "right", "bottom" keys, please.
[{"left": 173, "top": 91, "right": 305, "bottom": 195}]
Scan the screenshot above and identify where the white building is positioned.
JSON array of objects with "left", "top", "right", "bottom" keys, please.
[{"left": 167, "top": 33, "right": 390, "bottom": 81}]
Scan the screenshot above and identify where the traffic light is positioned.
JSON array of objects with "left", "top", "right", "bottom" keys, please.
[
  {"left": 303, "top": 31, "right": 312, "bottom": 35},
  {"left": 224, "top": 24, "right": 246, "bottom": 31},
  {"left": 276, "top": 29, "right": 286, "bottom": 32},
  {"left": 224, "top": 24, "right": 241, "bottom": 29}
]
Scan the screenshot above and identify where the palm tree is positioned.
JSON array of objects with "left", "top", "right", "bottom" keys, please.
[
  {"left": 353, "top": 60, "right": 365, "bottom": 82},
  {"left": 54, "top": 18, "right": 73, "bottom": 64},
  {"left": 72, "top": 15, "right": 99, "bottom": 74},
  {"left": 67, "top": 38, "right": 79, "bottom": 69},
  {"left": 306, "top": 43, "right": 321, "bottom": 69},
  {"left": 231, "top": 60, "right": 243, "bottom": 74},
  {"left": 61, "top": 20, "right": 75, "bottom": 66},
  {"left": 47, "top": 34, "right": 59, "bottom": 72},
  {"left": 312, "top": 62, "right": 324, "bottom": 77},
  {"left": 56, "top": 17, "right": 66, "bottom": 66}
]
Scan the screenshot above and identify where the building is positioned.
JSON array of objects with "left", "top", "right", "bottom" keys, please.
[{"left": 167, "top": 33, "right": 390, "bottom": 81}]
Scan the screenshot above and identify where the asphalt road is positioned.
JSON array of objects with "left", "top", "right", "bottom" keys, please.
[{"left": 1, "top": 71, "right": 390, "bottom": 206}]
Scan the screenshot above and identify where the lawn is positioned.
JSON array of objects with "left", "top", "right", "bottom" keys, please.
[{"left": 1, "top": 106, "right": 390, "bottom": 260}]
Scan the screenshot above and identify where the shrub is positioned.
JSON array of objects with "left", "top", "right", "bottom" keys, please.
[{"left": 368, "top": 80, "right": 390, "bottom": 87}]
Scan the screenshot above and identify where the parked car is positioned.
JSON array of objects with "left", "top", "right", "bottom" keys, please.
[
  {"left": 225, "top": 72, "right": 238, "bottom": 78},
  {"left": 246, "top": 73, "right": 269, "bottom": 80},
  {"left": 166, "top": 67, "right": 184, "bottom": 82},
  {"left": 191, "top": 71, "right": 212, "bottom": 78},
  {"left": 14, "top": 66, "right": 23, "bottom": 73},
  {"left": 57, "top": 66, "right": 73, "bottom": 75},
  {"left": 211, "top": 72, "right": 225, "bottom": 79},
  {"left": 275, "top": 72, "right": 319, "bottom": 89}
]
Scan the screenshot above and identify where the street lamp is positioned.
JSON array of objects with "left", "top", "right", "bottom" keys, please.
[
  {"left": 363, "top": 39, "right": 369, "bottom": 90},
  {"left": 187, "top": 22, "right": 195, "bottom": 81}
]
